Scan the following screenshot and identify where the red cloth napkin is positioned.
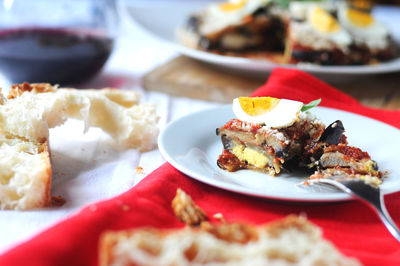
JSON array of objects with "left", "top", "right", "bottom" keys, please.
[{"left": 1, "top": 68, "right": 400, "bottom": 266}]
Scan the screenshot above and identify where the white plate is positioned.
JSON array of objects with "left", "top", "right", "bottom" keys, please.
[
  {"left": 121, "top": 1, "right": 400, "bottom": 75},
  {"left": 158, "top": 105, "right": 400, "bottom": 202}
]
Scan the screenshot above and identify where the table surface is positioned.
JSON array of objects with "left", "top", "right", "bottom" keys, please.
[
  {"left": 0, "top": 5, "right": 399, "bottom": 255},
  {"left": 142, "top": 56, "right": 400, "bottom": 109}
]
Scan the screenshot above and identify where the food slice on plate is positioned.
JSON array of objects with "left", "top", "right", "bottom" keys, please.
[
  {"left": 217, "top": 96, "right": 325, "bottom": 176},
  {"left": 0, "top": 83, "right": 159, "bottom": 210},
  {"left": 288, "top": 2, "right": 354, "bottom": 65},
  {"left": 337, "top": 2, "right": 396, "bottom": 63},
  {"left": 216, "top": 96, "right": 384, "bottom": 185}
]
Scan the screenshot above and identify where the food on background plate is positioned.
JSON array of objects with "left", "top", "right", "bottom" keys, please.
[
  {"left": 177, "top": 0, "right": 397, "bottom": 65},
  {"left": 288, "top": 2, "right": 395, "bottom": 65},
  {"left": 177, "top": 0, "right": 287, "bottom": 57},
  {"left": 0, "top": 83, "right": 159, "bottom": 210},
  {"left": 216, "top": 97, "right": 384, "bottom": 186},
  {"left": 99, "top": 189, "right": 361, "bottom": 266}
]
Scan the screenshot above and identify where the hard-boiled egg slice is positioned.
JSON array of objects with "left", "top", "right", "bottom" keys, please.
[
  {"left": 201, "top": 0, "right": 268, "bottom": 35},
  {"left": 307, "top": 6, "right": 352, "bottom": 48},
  {"left": 232, "top": 97, "right": 304, "bottom": 128},
  {"left": 220, "top": 0, "right": 247, "bottom": 12},
  {"left": 309, "top": 6, "right": 341, "bottom": 34},
  {"left": 337, "top": 4, "right": 390, "bottom": 50}
]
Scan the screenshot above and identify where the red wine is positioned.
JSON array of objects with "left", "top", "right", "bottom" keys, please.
[{"left": 0, "top": 28, "right": 113, "bottom": 85}]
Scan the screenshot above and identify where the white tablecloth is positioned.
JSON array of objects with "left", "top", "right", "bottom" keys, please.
[{"left": 0, "top": 15, "right": 221, "bottom": 254}]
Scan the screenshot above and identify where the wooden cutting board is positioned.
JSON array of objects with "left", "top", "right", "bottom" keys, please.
[{"left": 142, "top": 55, "right": 400, "bottom": 109}]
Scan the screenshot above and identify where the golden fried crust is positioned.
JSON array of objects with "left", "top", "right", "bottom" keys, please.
[
  {"left": 8, "top": 82, "right": 57, "bottom": 99},
  {"left": 171, "top": 188, "right": 207, "bottom": 226}
]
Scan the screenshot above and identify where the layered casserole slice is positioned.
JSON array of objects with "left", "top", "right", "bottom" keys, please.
[
  {"left": 216, "top": 97, "right": 324, "bottom": 175},
  {"left": 217, "top": 113, "right": 324, "bottom": 175},
  {"left": 216, "top": 97, "right": 384, "bottom": 185}
]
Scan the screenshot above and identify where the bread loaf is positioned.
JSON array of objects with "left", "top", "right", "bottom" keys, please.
[{"left": 0, "top": 83, "right": 159, "bottom": 210}]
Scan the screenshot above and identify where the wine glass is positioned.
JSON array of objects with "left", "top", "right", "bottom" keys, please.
[{"left": 0, "top": 0, "right": 118, "bottom": 86}]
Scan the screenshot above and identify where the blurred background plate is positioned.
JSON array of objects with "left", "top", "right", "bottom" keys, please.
[{"left": 120, "top": 0, "right": 400, "bottom": 75}]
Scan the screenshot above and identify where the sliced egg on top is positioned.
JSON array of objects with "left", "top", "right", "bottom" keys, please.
[
  {"left": 220, "top": 0, "right": 247, "bottom": 12},
  {"left": 232, "top": 97, "right": 303, "bottom": 128},
  {"left": 309, "top": 6, "right": 340, "bottom": 34},
  {"left": 337, "top": 5, "right": 389, "bottom": 49},
  {"left": 202, "top": 0, "right": 269, "bottom": 35},
  {"left": 307, "top": 6, "right": 352, "bottom": 47},
  {"left": 218, "top": 0, "right": 267, "bottom": 14}
]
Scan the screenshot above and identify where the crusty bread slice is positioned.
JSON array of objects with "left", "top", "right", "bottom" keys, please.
[
  {"left": 0, "top": 135, "right": 51, "bottom": 210},
  {"left": 1, "top": 83, "right": 159, "bottom": 151},
  {"left": 99, "top": 215, "right": 360, "bottom": 266},
  {"left": 0, "top": 83, "right": 159, "bottom": 210}
]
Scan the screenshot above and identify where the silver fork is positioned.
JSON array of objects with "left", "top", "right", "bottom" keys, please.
[{"left": 307, "top": 176, "right": 400, "bottom": 243}]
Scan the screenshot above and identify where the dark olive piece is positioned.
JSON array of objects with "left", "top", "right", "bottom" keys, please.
[
  {"left": 319, "top": 120, "right": 345, "bottom": 145},
  {"left": 372, "top": 160, "right": 379, "bottom": 171}
]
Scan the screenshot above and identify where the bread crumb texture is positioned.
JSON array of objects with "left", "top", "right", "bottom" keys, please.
[{"left": 99, "top": 215, "right": 361, "bottom": 266}]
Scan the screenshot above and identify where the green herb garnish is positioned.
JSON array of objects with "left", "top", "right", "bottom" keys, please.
[{"left": 301, "top": 98, "right": 321, "bottom": 112}]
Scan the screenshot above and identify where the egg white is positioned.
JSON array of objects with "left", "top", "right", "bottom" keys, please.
[
  {"left": 337, "top": 4, "right": 390, "bottom": 50},
  {"left": 232, "top": 98, "right": 304, "bottom": 128},
  {"left": 200, "top": 0, "right": 269, "bottom": 35},
  {"left": 288, "top": 2, "right": 352, "bottom": 51},
  {"left": 306, "top": 6, "right": 352, "bottom": 49}
]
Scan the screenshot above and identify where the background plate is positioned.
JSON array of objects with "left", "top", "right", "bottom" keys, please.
[
  {"left": 122, "top": 0, "right": 400, "bottom": 75},
  {"left": 158, "top": 106, "right": 400, "bottom": 202}
]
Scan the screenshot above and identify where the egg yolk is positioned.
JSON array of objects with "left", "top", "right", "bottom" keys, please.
[
  {"left": 232, "top": 144, "right": 269, "bottom": 168},
  {"left": 310, "top": 7, "right": 341, "bottom": 33},
  {"left": 238, "top": 97, "right": 280, "bottom": 116},
  {"left": 347, "top": 8, "right": 374, "bottom": 27},
  {"left": 220, "top": 0, "right": 247, "bottom": 12}
]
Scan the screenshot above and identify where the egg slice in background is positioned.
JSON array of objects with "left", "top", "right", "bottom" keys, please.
[
  {"left": 337, "top": 4, "right": 391, "bottom": 50},
  {"left": 200, "top": 0, "right": 269, "bottom": 35},
  {"left": 288, "top": 2, "right": 352, "bottom": 52},
  {"left": 307, "top": 6, "right": 352, "bottom": 49},
  {"left": 232, "top": 97, "right": 304, "bottom": 128}
]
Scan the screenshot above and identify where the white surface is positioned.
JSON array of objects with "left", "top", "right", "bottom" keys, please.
[
  {"left": 159, "top": 105, "right": 400, "bottom": 202},
  {"left": 0, "top": 10, "right": 220, "bottom": 254},
  {"left": 122, "top": 1, "right": 400, "bottom": 75}
]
